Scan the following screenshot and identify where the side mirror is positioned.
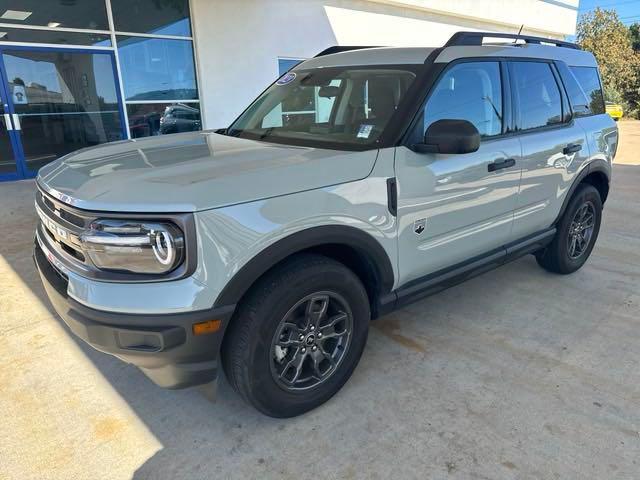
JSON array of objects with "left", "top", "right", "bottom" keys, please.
[{"left": 411, "top": 119, "right": 480, "bottom": 154}]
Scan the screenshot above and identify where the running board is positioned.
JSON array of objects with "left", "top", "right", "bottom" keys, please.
[{"left": 377, "top": 227, "right": 556, "bottom": 316}]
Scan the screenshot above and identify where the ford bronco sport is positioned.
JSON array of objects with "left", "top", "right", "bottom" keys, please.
[{"left": 35, "top": 32, "right": 618, "bottom": 417}]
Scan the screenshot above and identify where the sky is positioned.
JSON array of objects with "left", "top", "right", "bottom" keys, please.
[{"left": 578, "top": 0, "right": 640, "bottom": 26}]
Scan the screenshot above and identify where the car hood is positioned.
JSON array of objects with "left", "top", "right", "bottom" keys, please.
[{"left": 37, "top": 131, "right": 379, "bottom": 212}]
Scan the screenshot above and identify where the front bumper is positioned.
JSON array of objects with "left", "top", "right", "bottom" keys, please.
[{"left": 34, "top": 241, "right": 235, "bottom": 389}]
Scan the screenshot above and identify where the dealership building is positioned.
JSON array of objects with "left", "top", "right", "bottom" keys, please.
[{"left": 0, "top": 0, "right": 578, "bottom": 181}]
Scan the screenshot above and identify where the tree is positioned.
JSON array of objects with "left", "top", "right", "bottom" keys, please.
[
  {"left": 576, "top": 8, "right": 640, "bottom": 117},
  {"left": 630, "top": 23, "right": 640, "bottom": 52}
]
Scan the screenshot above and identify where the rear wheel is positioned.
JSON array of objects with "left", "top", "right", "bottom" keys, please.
[
  {"left": 536, "top": 184, "right": 602, "bottom": 274},
  {"left": 221, "top": 254, "right": 370, "bottom": 417}
]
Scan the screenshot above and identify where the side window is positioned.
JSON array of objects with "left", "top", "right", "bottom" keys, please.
[
  {"left": 570, "top": 66, "right": 605, "bottom": 115},
  {"left": 424, "top": 61, "right": 502, "bottom": 137},
  {"left": 278, "top": 58, "right": 304, "bottom": 75},
  {"left": 510, "top": 62, "right": 563, "bottom": 131},
  {"left": 555, "top": 62, "right": 591, "bottom": 117}
]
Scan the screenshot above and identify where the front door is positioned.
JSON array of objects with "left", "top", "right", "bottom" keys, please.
[
  {"left": 395, "top": 60, "right": 522, "bottom": 286},
  {"left": 0, "top": 46, "right": 125, "bottom": 180}
]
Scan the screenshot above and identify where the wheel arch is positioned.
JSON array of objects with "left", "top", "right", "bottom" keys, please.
[
  {"left": 555, "top": 160, "right": 610, "bottom": 224},
  {"left": 213, "top": 225, "right": 396, "bottom": 319}
]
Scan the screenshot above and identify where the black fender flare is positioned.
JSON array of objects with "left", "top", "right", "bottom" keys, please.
[
  {"left": 554, "top": 160, "right": 611, "bottom": 225},
  {"left": 213, "top": 225, "right": 395, "bottom": 311}
]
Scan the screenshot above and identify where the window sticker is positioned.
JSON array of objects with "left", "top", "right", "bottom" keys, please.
[
  {"left": 357, "top": 124, "right": 374, "bottom": 139},
  {"left": 276, "top": 72, "right": 297, "bottom": 86}
]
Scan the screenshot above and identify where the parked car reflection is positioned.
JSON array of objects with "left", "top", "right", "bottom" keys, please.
[
  {"left": 127, "top": 102, "right": 201, "bottom": 138},
  {"left": 159, "top": 104, "right": 201, "bottom": 134}
]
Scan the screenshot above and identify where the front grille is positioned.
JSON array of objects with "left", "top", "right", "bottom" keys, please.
[
  {"left": 41, "top": 194, "right": 85, "bottom": 227},
  {"left": 36, "top": 186, "right": 93, "bottom": 270}
]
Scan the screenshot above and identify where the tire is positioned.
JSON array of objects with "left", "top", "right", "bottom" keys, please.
[
  {"left": 221, "top": 253, "right": 370, "bottom": 417},
  {"left": 536, "top": 184, "right": 602, "bottom": 274}
]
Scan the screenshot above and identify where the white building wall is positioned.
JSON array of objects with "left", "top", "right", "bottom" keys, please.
[{"left": 191, "top": 0, "right": 579, "bottom": 128}]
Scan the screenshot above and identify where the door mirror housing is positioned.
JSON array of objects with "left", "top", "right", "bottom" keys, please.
[{"left": 411, "top": 119, "right": 481, "bottom": 154}]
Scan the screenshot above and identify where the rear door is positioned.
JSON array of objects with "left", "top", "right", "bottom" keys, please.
[
  {"left": 508, "top": 60, "right": 590, "bottom": 239},
  {"left": 395, "top": 60, "right": 521, "bottom": 286}
]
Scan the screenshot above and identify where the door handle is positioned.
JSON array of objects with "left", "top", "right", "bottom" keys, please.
[
  {"left": 488, "top": 158, "right": 515, "bottom": 172},
  {"left": 3, "top": 113, "right": 12, "bottom": 130},
  {"left": 563, "top": 143, "right": 582, "bottom": 155},
  {"left": 11, "top": 114, "right": 20, "bottom": 131}
]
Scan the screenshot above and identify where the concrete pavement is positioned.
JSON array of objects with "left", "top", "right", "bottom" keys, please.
[{"left": 1, "top": 121, "right": 639, "bottom": 480}]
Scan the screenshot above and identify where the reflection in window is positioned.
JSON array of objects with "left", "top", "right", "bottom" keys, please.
[
  {"left": 424, "top": 62, "right": 502, "bottom": 137},
  {"left": 3, "top": 50, "right": 119, "bottom": 113},
  {"left": 127, "top": 102, "right": 201, "bottom": 138},
  {"left": 0, "top": 0, "right": 109, "bottom": 29},
  {"left": 111, "top": 0, "right": 191, "bottom": 36},
  {"left": 2, "top": 49, "right": 123, "bottom": 171},
  {"left": 278, "top": 58, "right": 303, "bottom": 75},
  {"left": 117, "top": 36, "right": 198, "bottom": 101},
  {"left": 231, "top": 67, "right": 417, "bottom": 148},
  {"left": 0, "top": 27, "right": 110, "bottom": 46},
  {"left": 570, "top": 66, "right": 605, "bottom": 115},
  {"left": 511, "top": 62, "right": 563, "bottom": 131}
]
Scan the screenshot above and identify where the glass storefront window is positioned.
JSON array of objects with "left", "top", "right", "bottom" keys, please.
[
  {"left": 126, "top": 102, "right": 201, "bottom": 138},
  {"left": 0, "top": 27, "right": 110, "bottom": 46},
  {"left": 117, "top": 36, "right": 198, "bottom": 101},
  {"left": 3, "top": 49, "right": 123, "bottom": 172},
  {"left": 0, "top": 0, "right": 109, "bottom": 30},
  {"left": 110, "top": 0, "right": 191, "bottom": 36}
]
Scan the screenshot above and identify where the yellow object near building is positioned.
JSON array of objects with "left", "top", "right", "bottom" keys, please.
[{"left": 606, "top": 102, "right": 624, "bottom": 120}]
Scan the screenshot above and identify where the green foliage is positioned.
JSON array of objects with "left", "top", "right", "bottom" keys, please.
[
  {"left": 603, "top": 85, "right": 622, "bottom": 103},
  {"left": 576, "top": 8, "right": 640, "bottom": 118},
  {"left": 630, "top": 23, "right": 640, "bottom": 52}
]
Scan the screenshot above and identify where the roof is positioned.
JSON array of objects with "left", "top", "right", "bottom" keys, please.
[
  {"left": 300, "top": 47, "right": 435, "bottom": 69},
  {"left": 297, "top": 32, "right": 596, "bottom": 70}
]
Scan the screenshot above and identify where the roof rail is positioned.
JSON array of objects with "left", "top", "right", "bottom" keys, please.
[
  {"left": 444, "top": 31, "right": 580, "bottom": 50},
  {"left": 314, "top": 46, "right": 382, "bottom": 57}
]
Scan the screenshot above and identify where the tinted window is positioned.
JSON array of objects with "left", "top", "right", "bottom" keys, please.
[
  {"left": 570, "top": 66, "right": 605, "bottom": 115},
  {"left": 117, "top": 36, "right": 197, "bottom": 101},
  {"left": 0, "top": 0, "right": 109, "bottom": 30},
  {"left": 511, "top": 62, "right": 563, "bottom": 130},
  {"left": 555, "top": 62, "right": 591, "bottom": 117},
  {"left": 424, "top": 62, "right": 502, "bottom": 137},
  {"left": 111, "top": 0, "right": 191, "bottom": 36}
]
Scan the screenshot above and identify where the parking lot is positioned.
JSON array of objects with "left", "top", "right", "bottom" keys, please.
[{"left": 1, "top": 121, "right": 639, "bottom": 480}]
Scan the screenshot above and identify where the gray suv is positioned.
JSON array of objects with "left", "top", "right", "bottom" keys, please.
[{"left": 34, "top": 32, "right": 618, "bottom": 417}]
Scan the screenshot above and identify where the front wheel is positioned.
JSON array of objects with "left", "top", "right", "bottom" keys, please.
[
  {"left": 221, "top": 254, "right": 370, "bottom": 417},
  {"left": 536, "top": 184, "right": 602, "bottom": 274}
]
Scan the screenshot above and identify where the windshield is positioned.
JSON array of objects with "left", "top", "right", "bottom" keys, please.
[{"left": 227, "top": 66, "right": 419, "bottom": 150}]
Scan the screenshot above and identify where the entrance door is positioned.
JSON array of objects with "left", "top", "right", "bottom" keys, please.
[
  {"left": 0, "top": 83, "right": 22, "bottom": 180},
  {"left": 0, "top": 46, "right": 126, "bottom": 180}
]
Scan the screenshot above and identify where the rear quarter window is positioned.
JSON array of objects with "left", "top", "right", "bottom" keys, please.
[{"left": 567, "top": 66, "right": 605, "bottom": 116}]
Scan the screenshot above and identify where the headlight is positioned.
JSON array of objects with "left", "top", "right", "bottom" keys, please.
[{"left": 80, "top": 219, "right": 185, "bottom": 274}]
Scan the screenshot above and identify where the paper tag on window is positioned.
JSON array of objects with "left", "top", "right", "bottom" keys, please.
[{"left": 357, "top": 124, "right": 374, "bottom": 139}]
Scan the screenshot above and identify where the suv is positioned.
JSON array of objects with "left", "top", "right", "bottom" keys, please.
[{"left": 34, "top": 32, "right": 618, "bottom": 417}]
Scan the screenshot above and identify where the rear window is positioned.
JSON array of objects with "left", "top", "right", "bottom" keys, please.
[{"left": 569, "top": 66, "right": 605, "bottom": 116}]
